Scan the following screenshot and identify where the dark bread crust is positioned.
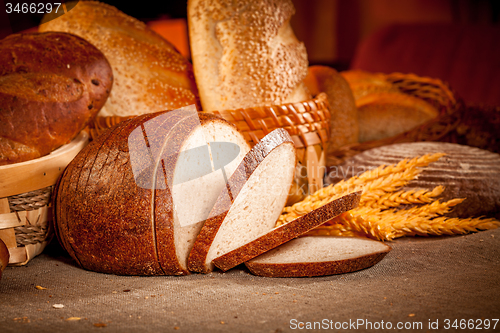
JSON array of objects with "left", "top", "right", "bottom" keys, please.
[
  {"left": 56, "top": 113, "right": 165, "bottom": 275},
  {"left": 0, "top": 32, "right": 113, "bottom": 165},
  {"left": 0, "top": 238, "right": 9, "bottom": 279},
  {"left": 55, "top": 111, "right": 239, "bottom": 275},
  {"left": 245, "top": 246, "right": 390, "bottom": 278},
  {"left": 187, "top": 128, "right": 295, "bottom": 273},
  {"left": 213, "top": 192, "right": 361, "bottom": 272}
]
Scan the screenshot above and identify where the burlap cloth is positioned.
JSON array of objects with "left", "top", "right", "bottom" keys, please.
[{"left": 1, "top": 229, "right": 499, "bottom": 333}]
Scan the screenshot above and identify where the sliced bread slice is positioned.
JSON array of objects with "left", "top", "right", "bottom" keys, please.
[
  {"left": 245, "top": 236, "right": 391, "bottom": 277},
  {"left": 188, "top": 128, "right": 296, "bottom": 273},
  {"left": 212, "top": 192, "right": 361, "bottom": 272}
]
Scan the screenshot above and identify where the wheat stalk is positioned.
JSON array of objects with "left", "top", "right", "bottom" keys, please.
[
  {"left": 280, "top": 153, "right": 500, "bottom": 240},
  {"left": 278, "top": 153, "right": 445, "bottom": 225}
]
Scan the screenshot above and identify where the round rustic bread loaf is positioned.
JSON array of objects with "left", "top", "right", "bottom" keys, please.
[
  {"left": 0, "top": 32, "right": 113, "bottom": 165},
  {"left": 326, "top": 142, "right": 500, "bottom": 219},
  {"left": 54, "top": 111, "right": 251, "bottom": 275}
]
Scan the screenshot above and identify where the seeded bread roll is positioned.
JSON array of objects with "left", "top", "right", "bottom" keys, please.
[
  {"left": 0, "top": 32, "right": 112, "bottom": 165},
  {"left": 40, "top": 1, "right": 199, "bottom": 117},
  {"left": 188, "top": 0, "right": 310, "bottom": 111}
]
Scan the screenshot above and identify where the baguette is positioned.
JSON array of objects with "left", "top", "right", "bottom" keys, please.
[
  {"left": 0, "top": 32, "right": 112, "bottom": 165},
  {"left": 245, "top": 236, "right": 391, "bottom": 278},
  {"left": 213, "top": 192, "right": 361, "bottom": 272},
  {"left": 54, "top": 111, "right": 250, "bottom": 275},
  {"left": 40, "top": 1, "right": 199, "bottom": 117},
  {"left": 188, "top": 128, "right": 297, "bottom": 273},
  {"left": 188, "top": 0, "right": 310, "bottom": 111}
]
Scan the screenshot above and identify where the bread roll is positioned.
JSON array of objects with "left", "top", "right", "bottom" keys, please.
[
  {"left": 326, "top": 142, "right": 500, "bottom": 219},
  {"left": 341, "top": 70, "right": 439, "bottom": 142},
  {"left": 40, "top": 1, "right": 199, "bottom": 117},
  {"left": 188, "top": 0, "right": 310, "bottom": 111},
  {"left": 341, "top": 70, "right": 397, "bottom": 100},
  {"left": 304, "top": 66, "right": 359, "bottom": 165},
  {"left": 0, "top": 32, "right": 112, "bottom": 165},
  {"left": 54, "top": 111, "right": 250, "bottom": 275},
  {"left": 356, "top": 92, "right": 438, "bottom": 142}
]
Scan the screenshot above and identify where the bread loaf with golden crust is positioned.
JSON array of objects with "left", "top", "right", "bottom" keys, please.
[
  {"left": 341, "top": 70, "right": 439, "bottom": 143},
  {"left": 0, "top": 32, "right": 112, "bottom": 165},
  {"left": 188, "top": 0, "right": 310, "bottom": 111},
  {"left": 40, "top": 1, "right": 199, "bottom": 117}
]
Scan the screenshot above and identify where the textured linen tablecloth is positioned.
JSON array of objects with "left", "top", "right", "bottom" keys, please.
[{"left": 1, "top": 228, "right": 499, "bottom": 333}]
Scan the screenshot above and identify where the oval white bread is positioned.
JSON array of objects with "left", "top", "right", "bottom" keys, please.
[
  {"left": 188, "top": 0, "right": 310, "bottom": 111},
  {"left": 245, "top": 236, "right": 391, "bottom": 278},
  {"left": 188, "top": 128, "right": 297, "bottom": 273}
]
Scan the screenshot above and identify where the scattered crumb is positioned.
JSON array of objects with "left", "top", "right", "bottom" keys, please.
[
  {"left": 52, "top": 304, "right": 64, "bottom": 309},
  {"left": 66, "top": 317, "right": 81, "bottom": 321},
  {"left": 220, "top": 321, "right": 225, "bottom": 324},
  {"left": 262, "top": 293, "right": 266, "bottom": 295},
  {"left": 275, "top": 292, "right": 279, "bottom": 294},
  {"left": 293, "top": 300, "right": 297, "bottom": 303},
  {"left": 112, "top": 291, "right": 117, "bottom": 294},
  {"left": 145, "top": 297, "right": 149, "bottom": 299},
  {"left": 383, "top": 297, "right": 387, "bottom": 299},
  {"left": 35, "top": 286, "right": 47, "bottom": 290},
  {"left": 409, "top": 314, "right": 415, "bottom": 317},
  {"left": 123, "top": 289, "right": 131, "bottom": 292},
  {"left": 174, "top": 326, "right": 180, "bottom": 330}
]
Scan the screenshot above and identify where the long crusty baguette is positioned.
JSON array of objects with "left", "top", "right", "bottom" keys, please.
[
  {"left": 40, "top": 1, "right": 199, "bottom": 117},
  {"left": 188, "top": 0, "right": 310, "bottom": 111},
  {"left": 54, "top": 111, "right": 250, "bottom": 275},
  {"left": 188, "top": 128, "right": 297, "bottom": 273},
  {"left": 245, "top": 236, "right": 391, "bottom": 278},
  {"left": 0, "top": 32, "right": 112, "bottom": 165},
  {"left": 213, "top": 192, "right": 361, "bottom": 272}
]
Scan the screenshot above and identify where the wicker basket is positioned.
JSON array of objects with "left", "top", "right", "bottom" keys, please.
[
  {"left": 0, "top": 131, "right": 88, "bottom": 265},
  {"left": 328, "top": 73, "right": 465, "bottom": 165},
  {"left": 89, "top": 93, "right": 332, "bottom": 198}
]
